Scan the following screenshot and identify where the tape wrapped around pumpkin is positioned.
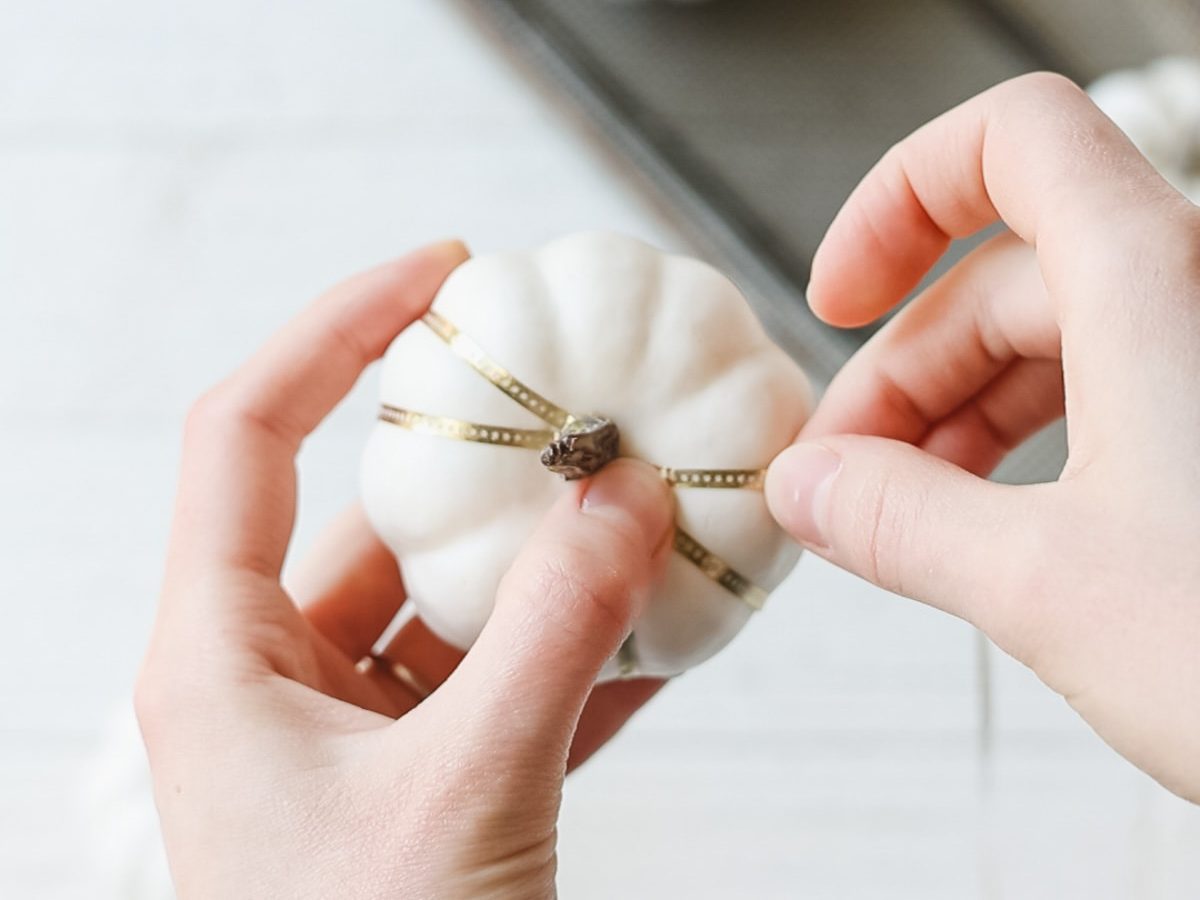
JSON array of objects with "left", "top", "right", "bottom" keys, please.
[{"left": 360, "top": 232, "right": 811, "bottom": 680}]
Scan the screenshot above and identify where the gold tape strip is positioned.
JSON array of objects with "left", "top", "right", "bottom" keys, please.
[
  {"left": 659, "top": 467, "right": 765, "bottom": 490},
  {"left": 422, "top": 310, "right": 572, "bottom": 430},
  {"left": 379, "top": 406, "right": 553, "bottom": 450},
  {"left": 673, "top": 528, "right": 767, "bottom": 610}
]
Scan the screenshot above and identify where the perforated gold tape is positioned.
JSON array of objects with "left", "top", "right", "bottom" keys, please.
[
  {"left": 379, "top": 406, "right": 553, "bottom": 450},
  {"left": 673, "top": 529, "right": 767, "bottom": 610},
  {"left": 422, "top": 309, "right": 573, "bottom": 430}
]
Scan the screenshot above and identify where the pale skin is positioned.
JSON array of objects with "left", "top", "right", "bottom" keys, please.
[
  {"left": 138, "top": 73, "right": 1199, "bottom": 898},
  {"left": 136, "top": 243, "right": 675, "bottom": 898}
]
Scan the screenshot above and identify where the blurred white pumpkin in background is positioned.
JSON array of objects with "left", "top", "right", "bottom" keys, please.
[
  {"left": 361, "top": 232, "right": 811, "bottom": 679},
  {"left": 1090, "top": 56, "right": 1200, "bottom": 203}
]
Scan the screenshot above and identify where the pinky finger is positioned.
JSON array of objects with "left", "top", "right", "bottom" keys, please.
[{"left": 288, "top": 504, "right": 409, "bottom": 662}]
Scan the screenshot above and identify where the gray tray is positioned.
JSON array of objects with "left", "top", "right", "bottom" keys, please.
[{"left": 458, "top": 0, "right": 1185, "bottom": 481}]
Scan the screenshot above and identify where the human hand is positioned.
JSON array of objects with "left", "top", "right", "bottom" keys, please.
[
  {"left": 765, "top": 73, "right": 1200, "bottom": 801},
  {"left": 135, "top": 242, "right": 674, "bottom": 898}
]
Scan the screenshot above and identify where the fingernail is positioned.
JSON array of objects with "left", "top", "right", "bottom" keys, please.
[
  {"left": 765, "top": 443, "right": 841, "bottom": 547},
  {"left": 582, "top": 459, "right": 674, "bottom": 551},
  {"left": 432, "top": 238, "right": 471, "bottom": 261}
]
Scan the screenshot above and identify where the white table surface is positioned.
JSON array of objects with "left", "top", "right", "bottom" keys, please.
[{"left": 1, "top": 2, "right": 1196, "bottom": 897}]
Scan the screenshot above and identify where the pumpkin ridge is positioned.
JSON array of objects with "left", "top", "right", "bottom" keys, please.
[{"left": 362, "top": 232, "right": 812, "bottom": 680}]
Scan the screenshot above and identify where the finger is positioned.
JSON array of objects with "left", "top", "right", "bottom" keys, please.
[
  {"left": 765, "top": 437, "right": 1055, "bottom": 634},
  {"left": 287, "top": 504, "right": 409, "bottom": 662},
  {"left": 919, "top": 358, "right": 1065, "bottom": 477},
  {"left": 165, "top": 240, "right": 469, "bottom": 592},
  {"left": 430, "top": 460, "right": 674, "bottom": 768},
  {"left": 808, "top": 72, "right": 1186, "bottom": 332},
  {"left": 568, "top": 678, "right": 665, "bottom": 772},
  {"left": 803, "top": 233, "right": 1057, "bottom": 446},
  {"left": 357, "top": 605, "right": 465, "bottom": 710},
  {"left": 288, "top": 506, "right": 466, "bottom": 715}
]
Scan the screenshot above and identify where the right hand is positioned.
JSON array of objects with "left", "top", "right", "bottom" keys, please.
[{"left": 765, "top": 73, "right": 1200, "bottom": 802}]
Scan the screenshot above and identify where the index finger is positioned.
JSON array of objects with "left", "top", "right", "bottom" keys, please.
[
  {"left": 166, "top": 241, "right": 469, "bottom": 583},
  {"left": 808, "top": 72, "right": 1186, "bottom": 329}
]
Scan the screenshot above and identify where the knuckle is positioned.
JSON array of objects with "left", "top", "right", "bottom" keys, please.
[
  {"left": 1004, "top": 70, "right": 1085, "bottom": 107},
  {"left": 135, "top": 651, "right": 239, "bottom": 751},
  {"left": 542, "top": 549, "right": 632, "bottom": 633},
  {"left": 183, "top": 380, "right": 290, "bottom": 448},
  {"left": 829, "top": 458, "right": 918, "bottom": 595},
  {"left": 133, "top": 631, "right": 226, "bottom": 743},
  {"left": 991, "top": 73, "right": 1093, "bottom": 154},
  {"left": 862, "top": 477, "right": 914, "bottom": 595},
  {"left": 183, "top": 382, "right": 237, "bottom": 440}
]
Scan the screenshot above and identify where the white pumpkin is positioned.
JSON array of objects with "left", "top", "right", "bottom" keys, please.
[{"left": 361, "top": 232, "right": 811, "bottom": 680}]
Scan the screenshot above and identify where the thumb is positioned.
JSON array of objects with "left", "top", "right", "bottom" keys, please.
[
  {"left": 435, "top": 458, "right": 673, "bottom": 764},
  {"left": 765, "top": 437, "right": 1044, "bottom": 631}
]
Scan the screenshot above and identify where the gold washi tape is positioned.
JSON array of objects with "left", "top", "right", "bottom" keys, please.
[
  {"left": 378, "top": 311, "right": 770, "bottom": 612},
  {"left": 379, "top": 406, "right": 554, "bottom": 450},
  {"left": 659, "top": 467, "right": 765, "bottom": 490},
  {"left": 673, "top": 529, "right": 768, "bottom": 611},
  {"left": 422, "top": 310, "right": 573, "bottom": 430}
]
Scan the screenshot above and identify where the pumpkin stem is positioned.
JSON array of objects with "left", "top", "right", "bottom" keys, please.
[{"left": 539, "top": 416, "right": 620, "bottom": 480}]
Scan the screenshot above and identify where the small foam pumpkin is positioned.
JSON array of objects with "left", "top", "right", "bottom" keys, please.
[{"left": 361, "top": 232, "right": 811, "bottom": 679}]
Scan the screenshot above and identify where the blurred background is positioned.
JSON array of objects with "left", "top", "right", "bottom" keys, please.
[{"left": 1, "top": 1, "right": 1198, "bottom": 897}]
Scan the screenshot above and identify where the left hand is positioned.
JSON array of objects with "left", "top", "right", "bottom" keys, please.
[
  {"left": 764, "top": 74, "right": 1200, "bottom": 799},
  {"left": 135, "top": 241, "right": 674, "bottom": 899}
]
